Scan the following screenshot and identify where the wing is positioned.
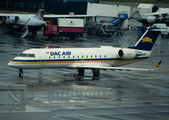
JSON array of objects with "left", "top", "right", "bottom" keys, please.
[
  {"left": 0, "top": 13, "right": 34, "bottom": 17},
  {"left": 44, "top": 14, "right": 95, "bottom": 18},
  {"left": 0, "top": 13, "right": 95, "bottom": 18},
  {"left": 143, "top": 12, "right": 169, "bottom": 17},
  {"left": 76, "top": 61, "right": 162, "bottom": 71}
]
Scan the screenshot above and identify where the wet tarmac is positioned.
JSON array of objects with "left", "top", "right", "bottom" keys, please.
[{"left": 0, "top": 25, "right": 169, "bottom": 120}]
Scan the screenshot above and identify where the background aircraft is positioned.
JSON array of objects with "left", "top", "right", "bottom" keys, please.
[
  {"left": 8, "top": 27, "right": 162, "bottom": 80},
  {"left": 0, "top": 9, "right": 46, "bottom": 37},
  {"left": 136, "top": 5, "right": 169, "bottom": 26}
]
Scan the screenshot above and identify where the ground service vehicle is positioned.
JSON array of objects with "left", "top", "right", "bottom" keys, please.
[
  {"left": 151, "top": 23, "right": 169, "bottom": 37},
  {"left": 137, "top": 23, "right": 169, "bottom": 37},
  {"left": 44, "top": 18, "right": 84, "bottom": 39},
  {"left": 86, "top": 14, "right": 128, "bottom": 37}
]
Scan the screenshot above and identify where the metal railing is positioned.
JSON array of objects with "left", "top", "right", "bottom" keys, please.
[{"left": 0, "top": 2, "right": 42, "bottom": 11}]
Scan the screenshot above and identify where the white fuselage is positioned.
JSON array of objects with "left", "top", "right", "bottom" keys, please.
[
  {"left": 8, "top": 46, "right": 151, "bottom": 69},
  {"left": 5, "top": 15, "right": 46, "bottom": 31}
]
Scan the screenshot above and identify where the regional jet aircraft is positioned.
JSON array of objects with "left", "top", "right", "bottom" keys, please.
[
  {"left": 0, "top": 9, "right": 46, "bottom": 37},
  {"left": 8, "top": 27, "right": 162, "bottom": 79}
]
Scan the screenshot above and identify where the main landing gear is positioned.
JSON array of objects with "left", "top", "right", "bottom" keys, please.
[
  {"left": 76, "top": 68, "right": 100, "bottom": 80},
  {"left": 19, "top": 69, "right": 23, "bottom": 77},
  {"left": 92, "top": 69, "right": 100, "bottom": 80},
  {"left": 18, "top": 68, "right": 100, "bottom": 80}
]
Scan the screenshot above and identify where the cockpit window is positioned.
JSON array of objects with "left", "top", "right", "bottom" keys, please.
[
  {"left": 19, "top": 53, "right": 27, "bottom": 57},
  {"left": 18, "top": 53, "right": 35, "bottom": 57},
  {"left": 27, "top": 54, "right": 35, "bottom": 57}
]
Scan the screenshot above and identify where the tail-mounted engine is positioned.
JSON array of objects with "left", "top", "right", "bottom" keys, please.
[
  {"left": 117, "top": 49, "right": 142, "bottom": 59},
  {"left": 147, "top": 16, "right": 166, "bottom": 24}
]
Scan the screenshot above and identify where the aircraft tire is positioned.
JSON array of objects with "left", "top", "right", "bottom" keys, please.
[
  {"left": 48, "top": 34, "right": 53, "bottom": 39},
  {"left": 19, "top": 73, "right": 23, "bottom": 77},
  {"left": 92, "top": 69, "right": 100, "bottom": 80},
  {"left": 19, "top": 69, "right": 23, "bottom": 77},
  {"left": 99, "top": 32, "right": 103, "bottom": 37},
  {"left": 70, "top": 36, "right": 76, "bottom": 40},
  {"left": 78, "top": 68, "right": 85, "bottom": 76}
]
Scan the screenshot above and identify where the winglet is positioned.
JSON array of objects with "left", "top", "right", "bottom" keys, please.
[{"left": 154, "top": 60, "right": 162, "bottom": 70}]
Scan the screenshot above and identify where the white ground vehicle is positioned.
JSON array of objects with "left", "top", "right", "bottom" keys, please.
[
  {"left": 138, "top": 23, "right": 169, "bottom": 37},
  {"left": 151, "top": 23, "right": 169, "bottom": 37}
]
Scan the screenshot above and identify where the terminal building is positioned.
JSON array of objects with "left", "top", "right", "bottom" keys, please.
[{"left": 0, "top": 0, "right": 99, "bottom": 14}]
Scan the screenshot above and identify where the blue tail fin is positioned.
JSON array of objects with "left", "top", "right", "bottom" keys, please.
[{"left": 128, "top": 27, "right": 161, "bottom": 51}]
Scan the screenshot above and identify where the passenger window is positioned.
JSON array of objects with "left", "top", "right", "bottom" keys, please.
[
  {"left": 77, "top": 55, "right": 79, "bottom": 58},
  {"left": 104, "top": 55, "right": 106, "bottom": 58},
  {"left": 68, "top": 56, "right": 70, "bottom": 58},
  {"left": 86, "top": 55, "right": 88, "bottom": 58},
  {"left": 63, "top": 56, "right": 65, "bottom": 58},
  {"left": 91, "top": 55, "right": 93, "bottom": 58},
  {"left": 95, "top": 55, "right": 97, "bottom": 58},
  {"left": 73, "top": 56, "right": 75, "bottom": 58},
  {"left": 100, "top": 55, "right": 102, "bottom": 58}
]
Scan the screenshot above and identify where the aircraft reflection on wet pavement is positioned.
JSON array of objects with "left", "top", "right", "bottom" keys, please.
[{"left": 8, "top": 27, "right": 162, "bottom": 80}]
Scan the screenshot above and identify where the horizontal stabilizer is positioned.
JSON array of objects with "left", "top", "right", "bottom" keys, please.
[{"left": 143, "top": 12, "right": 169, "bottom": 16}]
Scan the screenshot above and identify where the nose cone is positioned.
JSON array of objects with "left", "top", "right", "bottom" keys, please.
[
  {"left": 29, "top": 18, "right": 46, "bottom": 27},
  {"left": 38, "top": 20, "right": 46, "bottom": 26},
  {"left": 8, "top": 60, "right": 15, "bottom": 68},
  {"left": 8, "top": 58, "right": 20, "bottom": 69}
]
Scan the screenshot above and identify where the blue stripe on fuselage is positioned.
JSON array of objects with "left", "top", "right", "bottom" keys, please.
[{"left": 11, "top": 57, "right": 149, "bottom": 63}]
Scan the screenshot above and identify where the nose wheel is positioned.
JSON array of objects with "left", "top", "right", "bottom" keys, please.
[{"left": 19, "top": 69, "right": 23, "bottom": 77}]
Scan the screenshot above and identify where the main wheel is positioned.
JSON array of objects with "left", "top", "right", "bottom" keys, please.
[
  {"left": 70, "top": 36, "right": 76, "bottom": 40},
  {"left": 92, "top": 69, "right": 100, "bottom": 80},
  {"left": 48, "top": 34, "right": 53, "bottom": 39}
]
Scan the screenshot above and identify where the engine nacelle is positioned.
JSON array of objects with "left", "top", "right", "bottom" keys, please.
[
  {"left": 147, "top": 16, "right": 156, "bottom": 24},
  {"left": 117, "top": 49, "right": 142, "bottom": 60},
  {"left": 147, "top": 16, "right": 163, "bottom": 24}
]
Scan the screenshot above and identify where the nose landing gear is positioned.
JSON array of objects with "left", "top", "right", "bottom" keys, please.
[{"left": 19, "top": 69, "right": 23, "bottom": 77}]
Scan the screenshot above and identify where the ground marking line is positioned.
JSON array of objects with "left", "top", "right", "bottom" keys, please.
[
  {"left": 27, "top": 99, "right": 169, "bottom": 107},
  {"left": 81, "top": 115, "right": 107, "bottom": 120}
]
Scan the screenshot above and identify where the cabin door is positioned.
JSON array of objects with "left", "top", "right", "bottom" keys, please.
[{"left": 38, "top": 50, "right": 47, "bottom": 66}]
